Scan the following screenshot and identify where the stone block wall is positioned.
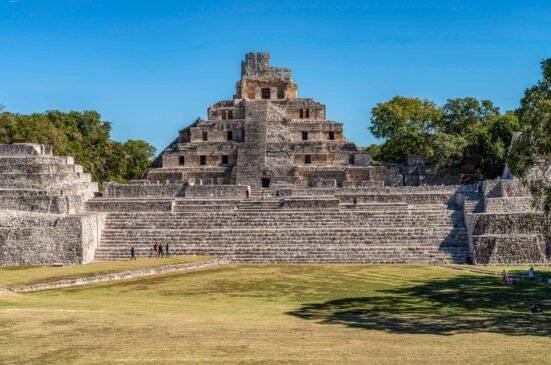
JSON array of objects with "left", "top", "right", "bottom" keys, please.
[
  {"left": 103, "top": 182, "right": 184, "bottom": 198},
  {"left": 465, "top": 178, "right": 550, "bottom": 264},
  {"left": 184, "top": 184, "right": 248, "bottom": 199},
  {"left": 0, "top": 211, "right": 104, "bottom": 266},
  {"left": 0, "top": 143, "right": 52, "bottom": 156},
  {"left": 472, "top": 235, "right": 548, "bottom": 265},
  {"left": 86, "top": 199, "right": 174, "bottom": 213},
  {"left": 0, "top": 143, "right": 102, "bottom": 266}
]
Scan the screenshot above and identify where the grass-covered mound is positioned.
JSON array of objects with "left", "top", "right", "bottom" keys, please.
[{"left": 0, "top": 264, "right": 549, "bottom": 364}]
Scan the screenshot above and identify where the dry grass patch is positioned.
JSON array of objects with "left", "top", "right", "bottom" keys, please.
[{"left": 0, "top": 264, "right": 549, "bottom": 364}]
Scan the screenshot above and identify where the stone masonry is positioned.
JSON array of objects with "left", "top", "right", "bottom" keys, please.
[
  {"left": 144, "top": 52, "right": 389, "bottom": 188},
  {"left": 0, "top": 144, "right": 103, "bottom": 266},
  {"left": 461, "top": 179, "right": 549, "bottom": 265},
  {"left": 1, "top": 53, "right": 548, "bottom": 266},
  {"left": 85, "top": 52, "right": 548, "bottom": 265}
]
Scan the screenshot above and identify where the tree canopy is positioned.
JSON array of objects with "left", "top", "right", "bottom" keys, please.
[
  {"left": 0, "top": 110, "right": 156, "bottom": 186},
  {"left": 508, "top": 58, "right": 551, "bottom": 214},
  {"left": 368, "top": 96, "right": 525, "bottom": 180}
]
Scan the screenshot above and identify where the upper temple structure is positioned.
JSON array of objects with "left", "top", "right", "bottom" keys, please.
[{"left": 144, "top": 52, "right": 401, "bottom": 188}]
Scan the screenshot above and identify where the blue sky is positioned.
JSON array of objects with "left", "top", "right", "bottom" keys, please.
[{"left": 1, "top": 1, "right": 550, "bottom": 152}]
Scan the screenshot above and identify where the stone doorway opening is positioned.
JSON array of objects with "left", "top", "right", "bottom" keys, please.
[{"left": 261, "top": 178, "right": 270, "bottom": 188}]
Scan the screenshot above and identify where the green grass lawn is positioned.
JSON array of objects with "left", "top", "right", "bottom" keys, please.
[
  {"left": 0, "top": 256, "right": 211, "bottom": 288},
  {"left": 0, "top": 264, "right": 550, "bottom": 364}
]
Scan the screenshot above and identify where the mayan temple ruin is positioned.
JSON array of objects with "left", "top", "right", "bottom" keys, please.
[
  {"left": 0, "top": 52, "right": 549, "bottom": 266},
  {"left": 144, "top": 52, "right": 398, "bottom": 188}
]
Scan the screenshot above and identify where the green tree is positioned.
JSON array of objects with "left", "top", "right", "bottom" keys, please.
[
  {"left": 369, "top": 95, "right": 524, "bottom": 180},
  {"left": 509, "top": 58, "right": 551, "bottom": 214},
  {"left": 429, "top": 132, "right": 467, "bottom": 175},
  {"left": 440, "top": 98, "right": 499, "bottom": 135},
  {"left": 369, "top": 96, "right": 443, "bottom": 162},
  {"left": 122, "top": 140, "right": 157, "bottom": 180}
]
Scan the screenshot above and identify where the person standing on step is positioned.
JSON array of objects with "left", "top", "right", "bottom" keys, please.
[
  {"left": 528, "top": 267, "right": 535, "bottom": 284},
  {"left": 153, "top": 242, "right": 158, "bottom": 258},
  {"left": 158, "top": 243, "right": 164, "bottom": 258},
  {"left": 530, "top": 303, "right": 538, "bottom": 322},
  {"left": 246, "top": 185, "right": 251, "bottom": 199},
  {"left": 166, "top": 242, "right": 170, "bottom": 257},
  {"left": 130, "top": 246, "right": 136, "bottom": 261}
]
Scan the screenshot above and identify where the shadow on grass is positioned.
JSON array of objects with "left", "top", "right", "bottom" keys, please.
[{"left": 288, "top": 274, "right": 551, "bottom": 336}]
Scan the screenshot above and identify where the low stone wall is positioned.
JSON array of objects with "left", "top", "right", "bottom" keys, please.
[
  {"left": 86, "top": 199, "right": 174, "bottom": 212},
  {"left": 470, "top": 213, "right": 546, "bottom": 235},
  {"left": 0, "top": 172, "right": 91, "bottom": 190},
  {"left": 0, "top": 193, "right": 85, "bottom": 214},
  {"left": 184, "top": 184, "right": 248, "bottom": 199},
  {"left": 484, "top": 197, "right": 534, "bottom": 213},
  {"left": 0, "top": 143, "right": 52, "bottom": 156},
  {"left": 472, "top": 235, "right": 548, "bottom": 264},
  {"left": 289, "top": 185, "right": 473, "bottom": 197},
  {"left": 11, "top": 257, "right": 228, "bottom": 293},
  {"left": 0, "top": 211, "right": 104, "bottom": 266},
  {"left": 467, "top": 209, "right": 550, "bottom": 264},
  {"left": 282, "top": 197, "right": 339, "bottom": 209},
  {"left": 484, "top": 179, "right": 530, "bottom": 198},
  {"left": 338, "top": 193, "right": 454, "bottom": 205},
  {"left": 103, "top": 182, "right": 184, "bottom": 198}
]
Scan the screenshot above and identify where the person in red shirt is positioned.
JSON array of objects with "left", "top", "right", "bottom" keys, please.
[{"left": 153, "top": 242, "right": 158, "bottom": 257}]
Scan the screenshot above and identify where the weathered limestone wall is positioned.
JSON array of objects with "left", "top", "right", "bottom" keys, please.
[
  {"left": 282, "top": 197, "right": 339, "bottom": 209},
  {"left": 484, "top": 197, "right": 534, "bottom": 213},
  {"left": 0, "top": 211, "right": 104, "bottom": 266},
  {"left": 86, "top": 199, "right": 174, "bottom": 213},
  {"left": 184, "top": 185, "right": 248, "bottom": 199},
  {"left": 104, "top": 182, "right": 184, "bottom": 198},
  {"left": 470, "top": 212, "right": 548, "bottom": 264},
  {"left": 0, "top": 143, "right": 52, "bottom": 156},
  {"left": 235, "top": 100, "right": 269, "bottom": 187},
  {"left": 0, "top": 143, "right": 102, "bottom": 266},
  {"left": 465, "top": 178, "right": 550, "bottom": 265}
]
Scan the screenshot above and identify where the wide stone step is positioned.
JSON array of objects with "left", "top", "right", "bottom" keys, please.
[{"left": 0, "top": 163, "right": 83, "bottom": 174}]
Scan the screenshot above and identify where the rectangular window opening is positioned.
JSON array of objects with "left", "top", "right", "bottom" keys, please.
[
  {"left": 305, "top": 155, "right": 311, "bottom": 164},
  {"left": 302, "top": 131, "right": 308, "bottom": 141},
  {"left": 202, "top": 131, "right": 208, "bottom": 141},
  {"left": 328, "top": 131, "right": 335, "bottom": 140},
  {"left": 261, "top": 178, "right": 270, "bottom": 188},
  {"left": 179, "top": 156, "right": 185, "bottom": 166},
  {"left": 261, "top": 88, "right": 271, "bottom": 99},
  {"left": 222, "top": 155, "right": 229, "bottom": 165},
  {"left": 349, "top": 154, "right": 355, "bottom": 165},
  {"left": 227, "top": 131, "right": 233, "bottom": 141},
  {"left": 200, "top": 156, "right": 206, "bottom": 166}
]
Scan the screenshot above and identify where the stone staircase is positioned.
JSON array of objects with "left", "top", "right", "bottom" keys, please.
[
  {"left": 0, "top": 144, "right": 97, "bottom": 214},
  {"left": 94, "top": 195, "right": 470, "bottom": 263},
  {"left": 238, "top": 199, "right": 283, "bottom": 211}
]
